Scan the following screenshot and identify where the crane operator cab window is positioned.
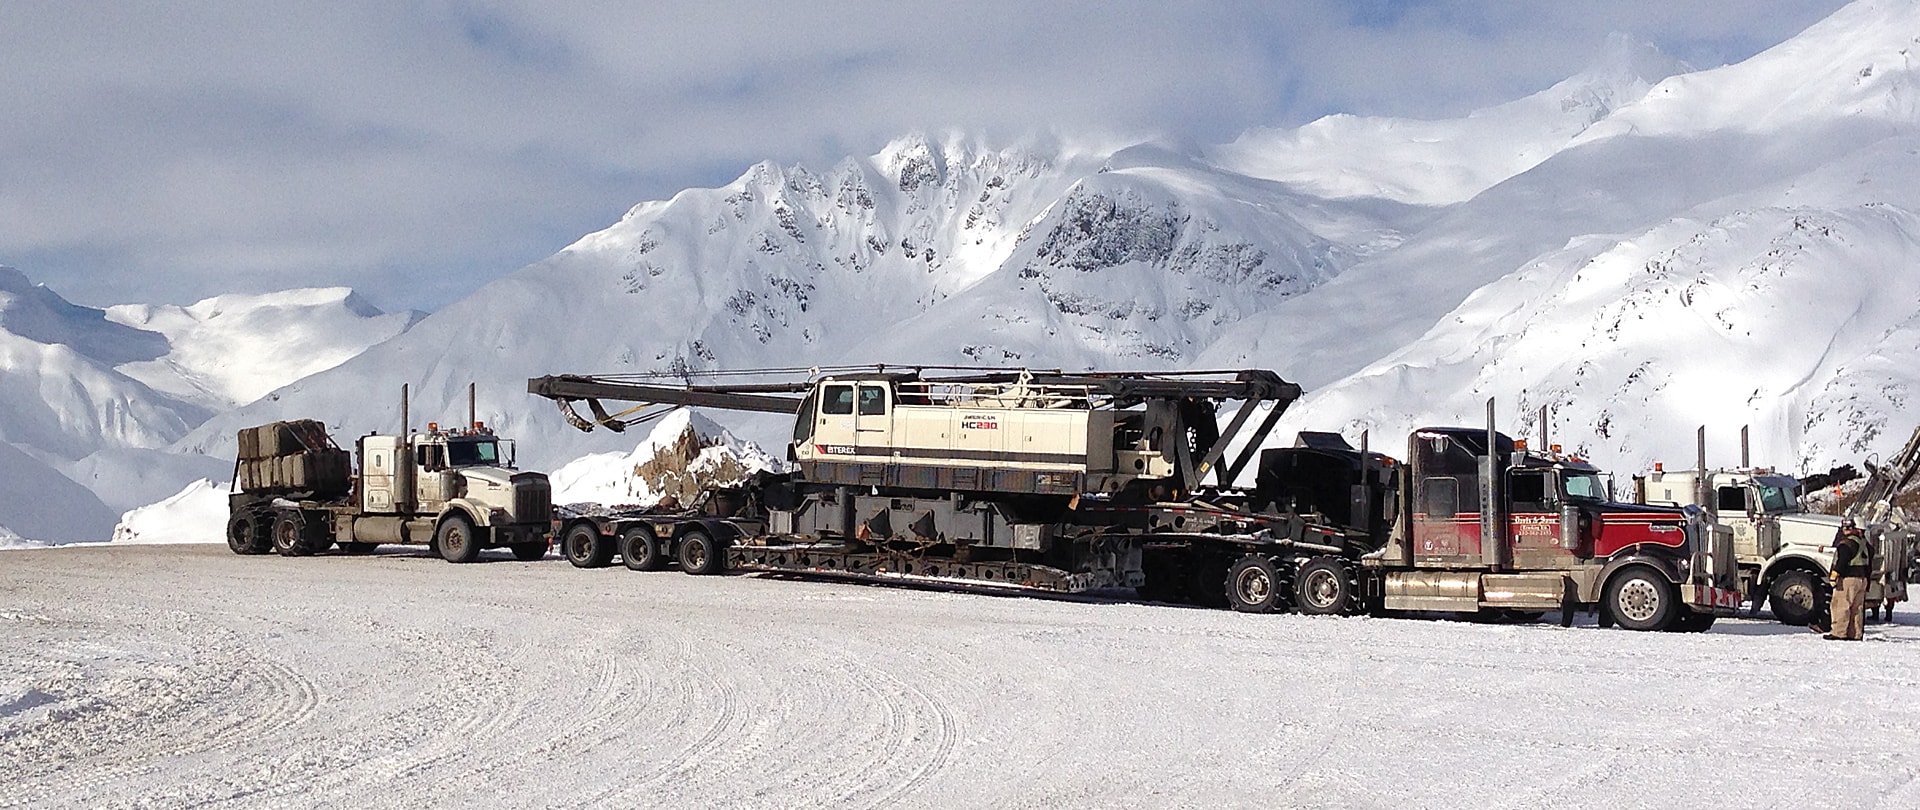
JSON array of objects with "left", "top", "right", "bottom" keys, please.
[
  {"left": 857, "top": 386, "right": 887, "bottom": 416},
  {"left": 822, "top": 384, "right": 855, "bottom": 416}
]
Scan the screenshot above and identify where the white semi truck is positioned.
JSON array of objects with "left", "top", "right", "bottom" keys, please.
[
  {"left": 1635, "top": 427, "right": 1914, "bottom": 625},
  {"left": 225, "top": 389, "right": 553, "bottom": 563}
]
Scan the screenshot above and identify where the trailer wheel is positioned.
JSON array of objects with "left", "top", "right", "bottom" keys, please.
[
  {"left": 621, "top": 526, "right": 666, "bottom": 571},
  {"left": 1766, "top": 569, "right": 1827, "bottom": 627},
  {"left": 563, "top": 522, "right": 613, "bottom": 568},
  {"left": 678, "top": 529, "right": 727, "bottom": 575},
  {"left": 271, "top": 511, "right": 316, "bottom": 557},
  {"left": 226, "top": 511, "right": 271, "bottom": 555},
  {"left": 1604, "top": 566, "right": 1677, "bottom": 631},
  {"left": 1137, "top": 547, "right": 1189, "bottom": 603},
  {"left": 510, "top": 542, "right": 548, "bottom": 561},
  {"left": 1293, "top": 556, "right": 1354, "bottom": 615},
  {"left": 1186, "top": 553, "right": 1231, "bottom": 609},
  {"left": 436, "top": 514, "right": 482, "bottom": 563},
  {"left": 1227, "top": 555, "right": 1285, "bottom": 613}
]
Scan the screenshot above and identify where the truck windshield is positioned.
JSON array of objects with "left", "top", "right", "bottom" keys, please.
[
  {"left": 447, "top": 440, "right": 499, "bottom": 467},
  {"left": 1755, "top": 480, "right": 1798, "bottom": 513},
  {"left": 1563, "top": 471, "right": 1606, "bottom": 502}
]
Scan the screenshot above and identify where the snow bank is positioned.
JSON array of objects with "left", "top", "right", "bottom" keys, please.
[
  {"left": 550, "top": 409, "right": 780, "bottom": 508},
  {"left": 110, "top": 479, "right": 228, "bottom": 545}
]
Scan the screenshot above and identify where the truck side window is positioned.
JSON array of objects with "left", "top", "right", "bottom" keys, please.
[
  {"left": 1422, "top": 477, "right": 1458, "bottom": 518},
  {"left": 858, "top": 385, "right": 887, "bottom": 416},
  {"left": 823, "top": 384, "right": 854, "bottom": 415},
  {"left": 1509, "top": 471, "right": 1551, "bottom": 513},
  {"left": 1717, "top": 486, "right": 1748, "bottom": 512}
]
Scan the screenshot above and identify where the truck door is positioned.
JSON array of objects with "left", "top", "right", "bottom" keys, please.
[
  {"left": 1413, "top": 476, "right": 1464, "bottom": 560},
  {"left": 1507, "top": 470, "right": 1572, "bottom": 568}
]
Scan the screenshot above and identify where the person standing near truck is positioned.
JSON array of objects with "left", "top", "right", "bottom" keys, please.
[{"left": 1825, "top": 517, "right": 1871, "bottom": 640}]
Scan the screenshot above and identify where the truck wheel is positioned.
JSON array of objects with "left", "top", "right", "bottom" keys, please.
[
  {"left": 1186, "top": 553, "right": 1231, "bottom": 609},
  {"left": 226, "top": 511, "right": 270, "bottom": 555},
  {"left": 1137, "top": 547, "right": 1190, "bottom": 603},
  {"left": 1766, "top": 570, "right": 1827, "bottom": 626},
  {"left": 271, "top": 512, "right": 313, "bottom": 557},
  {"left": 621, "top": 526, "right": 666, "bottom": 571},
  {"left": 677, "top": 529, "right": 727, "bottom": 575},
  {"left": 563, "top": 522, "right": 613, "bottom": 568},
  {"left": 1605, "top": 566, "right": 1678, "bottom": 631},
  {"left": 436, "top": 514, "right": 482, "bottom": 563},
  {"left": 510, "top": 541, "right": 548, "bottom": 561},
  {"left": 1226, "top": 555, "right": 1285, "bottom": 613},
  {"left": 1293, "top": 556, "right": 1354, "bottom": 615}
]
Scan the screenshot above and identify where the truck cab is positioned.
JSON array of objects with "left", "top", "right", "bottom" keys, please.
[
  {"left": 1376, "top": 427, "right": 1741, "bottom": 629},
  {"left": 1636, "top": 466, "right": 1872, "bottom": 625}
]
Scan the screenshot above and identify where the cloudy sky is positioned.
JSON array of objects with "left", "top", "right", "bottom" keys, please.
[{"left": 1, "top": 0, "right": 1848, "bottom": 313}]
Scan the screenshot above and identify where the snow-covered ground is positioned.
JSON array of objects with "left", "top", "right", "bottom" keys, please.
[{"left": 3, "top": 544, "right": 1917, "bottom": 808}]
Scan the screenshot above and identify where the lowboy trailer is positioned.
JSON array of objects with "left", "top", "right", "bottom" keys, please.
[{"left": 529, "top": 366, "right": 1742, "bottom": 630}]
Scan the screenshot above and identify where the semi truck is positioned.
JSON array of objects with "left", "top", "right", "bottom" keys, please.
[
  {"left": 529, "top": 367, "right": 1742, "bottom": 630},
  {"left": 1636, "top": 425, "right": 1916, "bottom": 625},
  {"left": 225, "top": 388, "right": 554, "bottom": 563}
]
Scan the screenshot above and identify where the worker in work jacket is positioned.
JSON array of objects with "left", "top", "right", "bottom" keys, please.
[{"left": 1825, "top": 518, "right": 1871, "bottom": 641}]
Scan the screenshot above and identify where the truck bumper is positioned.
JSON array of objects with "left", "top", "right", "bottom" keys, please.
[
  {"left": 1685, "top": 584, "right": 1745, "bottom": 615},
  {"left": 490, "top": 523, "right": 550, "bottom": 547}
]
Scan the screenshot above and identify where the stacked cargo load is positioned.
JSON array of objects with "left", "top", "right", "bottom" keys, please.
[{"left": 235, "top": 420, "right": 351, "bottom": 496}]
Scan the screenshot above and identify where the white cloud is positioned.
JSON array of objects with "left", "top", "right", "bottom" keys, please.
[{"left": 0, "top": 0, "right": 1851, "bottom": 311}]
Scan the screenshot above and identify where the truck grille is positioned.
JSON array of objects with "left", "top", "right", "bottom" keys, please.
[{"left": 511, "top": 473, "right": 552, "bottom": 524}]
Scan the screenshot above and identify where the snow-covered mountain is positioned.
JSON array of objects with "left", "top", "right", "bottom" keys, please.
[
  {"left": 0, "top": 267, "right": 418, "bottom": 541},
  {"left": 106, "top": 288, "right": 420, "bottom": 410},
  {"left": 13, "top": 0, "right": 1920, "bottom": 544},
  {"left": 1209, "top": 33, "right": 1692, "bottom": 206},
  {"left": 1256, "top": 0, "right": 1920, "bottom": 476}
]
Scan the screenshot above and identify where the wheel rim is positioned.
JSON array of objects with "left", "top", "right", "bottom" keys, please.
[
  {"left": 1235, "top": 567, "right": 1272, "bottom": 604},
  {"left": 1618, "top": 578, "right": 1662, "bottom": 623},
  {"left": 274, "top": 519, "right": 297, "bottom": 550},
  {"left": 1780, "top": 581, "right": 1814, "bottom": 609},
  {"left": 445, "top": 526, "right": 468, "bottom": 555},
  {"left": 567, "top": 531, "right": 591, "bottom": 561},
  {"left": 686, "top": 542, "right": 708, "bottom": 570},
  {"left": 1302, "top": 568, "right": 1340, "bottom": 609}
]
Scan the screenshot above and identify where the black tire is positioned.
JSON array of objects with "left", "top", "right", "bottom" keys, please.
[
  {"left": 1186, "top": 553, "right": 1231, "bottom": 609},
  {"left": 436, "top": 513, "right": 482, "bottom": 563},
  {"left": 271, "top": 511, "right": 315, "bottom": 557},
  {"left": 1605, "top": 566, "right": 1679, "bottom": 631},
  {"left": 563, "top": 522, "right": 613, "bottom": 568},
  {"left": 1226, "top": 555, "right": 1285, "bottom": 613},
  {"left": 1137, "top": 547, "right": 1190, "bottom": 603},
  {"left": 510, "top": 541, "right": 548, "bottom": 561},
  {"left": 226, "top": 510, "right": 270, "bottom": 555},
  {"left": 620, "top": 526, "right": 666, "bottom": 572},
  {"left": 1767, "top": 569, "right": 1828, "bottom": 627},
  {"left": 1293, "top": 555, "right": 1355, "bottom": 616},
  {"left": 677, "top": 529, "right": 726, "bottom": 575}
]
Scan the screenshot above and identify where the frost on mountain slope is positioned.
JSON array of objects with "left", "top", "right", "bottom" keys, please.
[
  {"left": 107, "top": 288, "right": 421, "bottom": 409},
  {"left": 1210, "top": 34, "right": 1690, "bottom": 206},
  {"left": 549, "top": 409, "right": 780, "bottom": 508}
]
